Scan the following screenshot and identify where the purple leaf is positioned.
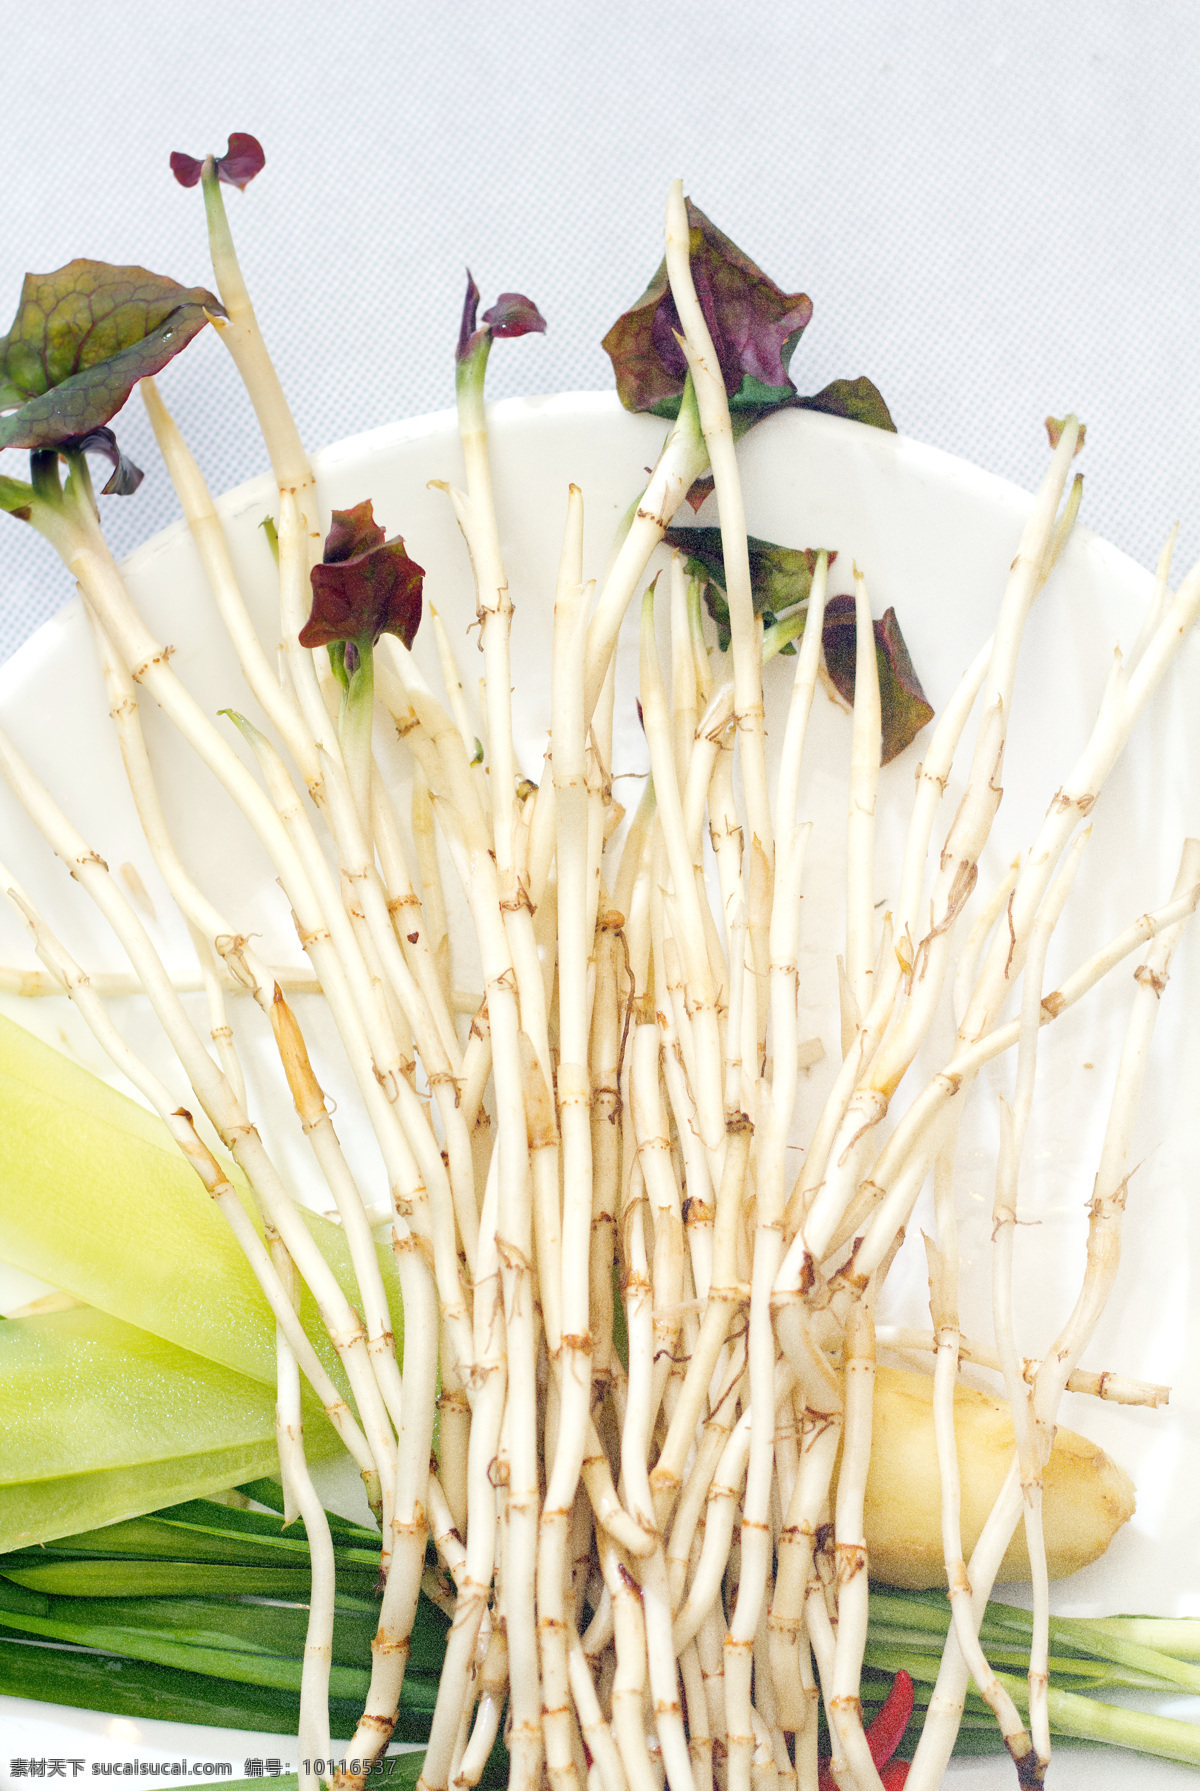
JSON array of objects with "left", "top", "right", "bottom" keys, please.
[
  {"left": 481, "top": 293, "right": 547, "bottom": 339},
  {"left": 602, "top": 199, "right": 812, "bottom": 418},
  {"left": 683, "top": 473, "right": 715, "bottom": 513},
  {"left": 321, "top": 499, "right": 386, "bottom": 564},
  {"left": 456, "top": 275, "right": 546, "bottom": 362},
  {"left": 301, "top": 501, "right": 424, "bottom": 652},
  {"left": 171, "top": 133, "right": 266, "bottom": 192},
  {"left": 0, "top": 261, "right": 224, "bottom": 455},
  {"left": 457, "top": 272, "right": 483, "bottom": 361},
  {"left": 217, "top": 133, "right": 266, "bottom": 190},
  {"left": 168, "top": 152, "right": 205, "bottom": 190},
  {"left": 820, "top": 596, "right": 933, "bottom": 764},
  {"left": 60, "top": 425, "right": 144, "bottom": 496}
]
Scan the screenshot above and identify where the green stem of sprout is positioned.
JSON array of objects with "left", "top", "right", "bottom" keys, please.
[{"left": 337, "top": 640, "right": 377, "bottom": 831}]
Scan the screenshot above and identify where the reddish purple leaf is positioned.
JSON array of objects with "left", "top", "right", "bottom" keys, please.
[
  {"left": 321, "top": 499, "right": 386, "bottom": 564},
  {"left": 821, "top": 596, "right": 933, "bottom": 764},
  {"left": 171, "top": 133, "right": 265, "bottom": 192},
  {"left": 457, "top": 272, "right": 483, "bottom": 361},
  {"left": 169, "top": 152, "right": 205, "bottom": 190},
  {"left": 457, "top": 273, "right": 546, "bottom": 362},
  {"left": 217, "top": 133, "right": 266, "bottom": 190},
  {"left": 481, "top": 293, "right": 547, "bottom": 339},
  {"left": 301, "top": 501, "right": 424, "bottom": 652},
  {"left": 683, "top": 473, "right": 715, "bottom": 513},
  {"left": 60, "top": 425, "right": 144, "bottom": 496},
  {"left": 602, "top": 199, "right": 812, "bottom": 418}
]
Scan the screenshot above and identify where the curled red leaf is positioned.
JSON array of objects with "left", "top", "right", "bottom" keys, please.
[
  {"left": 481, "top": 293, "right": 547, "bottom": 339},
  {"left": 61, "top": 425, "right": 144, "bottom": 496},
  {"left": 457, "top": 272, "right": 546, "bottom": 362},
  {"left": 170, "top": 133, "right": 266, "bottom": 192},
  {"left": 301, "top": 501, "right": 424, "bottom": 652},
  {"left": 322, "top": 498, "right": 386, "bottom": 564}
]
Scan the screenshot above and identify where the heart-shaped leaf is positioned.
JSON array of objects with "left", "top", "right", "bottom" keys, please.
[
  {"left": 602, "top": 199, "right": 812, "bottom": 419},
  {"left": 170, "top": 133, "right": 265, "bottom": 192},
  {"left": 0, "top": 262, "right": 224, "bottom": 454},
  {"left": 301, "top": 501, "right": 424, "bottom": 652}
]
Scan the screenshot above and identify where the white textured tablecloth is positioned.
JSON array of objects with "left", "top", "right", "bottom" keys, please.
[{"left": 0, "top": 0, "right": 1198, "bottom": 662}]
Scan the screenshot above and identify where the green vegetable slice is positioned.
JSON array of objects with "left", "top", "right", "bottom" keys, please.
[
  {"left": 0, "top": 1013, "right": 402, "bottom": 1388},
  {"left": 0, "top": 1308, "right": 294, "bottom": 1485},
  {"left": 0, "top": 1441, "right": 310, "bottom": 1555}
]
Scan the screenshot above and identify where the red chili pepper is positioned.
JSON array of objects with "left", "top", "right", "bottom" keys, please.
[
  {"left": 867, "top": 1669, "right": 915, "bottom": 1767},
  {"left": 816, "top": 1670, "right": 914, "bottom": 1790}
]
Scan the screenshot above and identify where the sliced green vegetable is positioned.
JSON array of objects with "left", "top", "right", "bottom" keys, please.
[
  {"left": 0, "top": 1307, "right": 306, "bottom": 1484},
  {"left": 237, "top": 1477, "right": 379, "bottom": 1541},
  {"left": 0, "top": 1012, "right": 402, "bottom": 1388},
  {"left": 0, "top": 1441, "right": 306, "bottom": 1555},
  {"left": 132, "top": 1494, "right": 383, "bottom": 1558}
]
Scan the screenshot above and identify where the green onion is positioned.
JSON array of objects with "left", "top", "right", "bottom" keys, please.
[
  {"left": 833, "top": 1585, "right": 1200, "bottom": 1768},
  {"left": 0, "top": 1490, "right": 449, "bottom": 1744}
]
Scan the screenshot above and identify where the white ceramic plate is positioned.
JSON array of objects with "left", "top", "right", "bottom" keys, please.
[{"left": 1, "top": 393, "right": 1199, "bottom": 1786}]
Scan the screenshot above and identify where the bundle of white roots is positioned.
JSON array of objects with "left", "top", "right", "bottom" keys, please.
[{"left": 2, "top": 179, "right": 1197, "bottom": 1791}]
